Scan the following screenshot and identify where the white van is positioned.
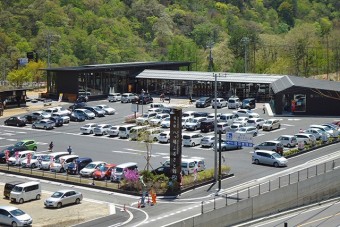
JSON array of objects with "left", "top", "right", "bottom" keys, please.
[
  {"left": 183, "top": 133, "right": 204, "bottom": 147},
  {"left": 219, "top": 113, "right": 235, "bottom": 125},
  {"left": 228, "top": 97, "right": 241, "bottom": 109},
  {"left": 150, "top": 103, "right": 165, "bottom": 109},
  {"left": 39, "top": 152, "right": 69, "bottom": 170},
  {"left": 10, "top": 181, "right": 41, "bottom": 204},
  {"left": 118, "top": 124, "right": 135, "bottom": 139},
  {"left": 145, "top": 128, "right": 164, "bottom": 142},
  {"left": 181, "top": 159, "right": 197, "bottom": 175},
  {"left": 7, "top": 151, "right": 35, "bottom": 166},
  {"left": 111, "top": 162, "right": 138, "bottom": 182},
  {"left": 129, "top": 125, "right": 149, "bottom": 140}
]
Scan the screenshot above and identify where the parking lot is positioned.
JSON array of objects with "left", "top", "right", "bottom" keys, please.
[{"left": 0, "top": 183, "right": 110, "bottom": 227}]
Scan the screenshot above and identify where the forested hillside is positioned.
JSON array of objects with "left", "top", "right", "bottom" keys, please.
[{"left": 1, "top": 0, "right": 340, "bottom": 83}]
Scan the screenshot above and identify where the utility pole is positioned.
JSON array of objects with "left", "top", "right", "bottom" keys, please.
[
  {"left": 207, "top": 41, "right": 214, "bottom": 72},
  {"left": 241, "top": 37, "right": 250, "bottom": 73},
  {"left": 45, "top": 32, "right": 60, "bottom": 68}
]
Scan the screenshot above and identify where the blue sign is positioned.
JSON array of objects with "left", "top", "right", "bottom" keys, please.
[{"left": 226, "top": 132, "right": 254, "bottom": 147}]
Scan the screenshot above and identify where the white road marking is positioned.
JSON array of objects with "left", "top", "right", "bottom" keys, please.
[
  {"left": 6, "top": 138, "right": 17, "bottom": 141},
  {"left": 111, "top": 151, "right": 141, "bottom": 155},
  {"left": 281, "top": 124, "right": 295, "bottom": 127},
  {"left": 1, "top": 133, "right": 15, "bottom": 136},
  {"left": 16, "top": 131, "right": 27, "bottom": 134},
  {"left": 288, "top": 118, "right": 301, "bottom": 121}
]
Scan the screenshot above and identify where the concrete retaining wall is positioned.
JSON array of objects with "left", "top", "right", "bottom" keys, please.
[{"left": 168, "top": 167, "right": 340, "bottom": 227}]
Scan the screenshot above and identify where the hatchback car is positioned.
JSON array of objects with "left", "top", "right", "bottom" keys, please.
[
  {"left": 32, "top": 119, "right": 55, "bottom": 130},
  {"left": 254, "top": 140, "right": 284, "bottom": 154},
  {"left": 233, "top": 117, "right": 249, "bottom": 126},
  {"left": 252, "top": 150, "right": 287, "bottom": 167},
  {"left": 93, "top": 124, "right": 112, "bottom": 136},
  {"left": 211, "top": 98, "right": 227, "bottom": 109},
  {"left": 95, "top": 104, "right": 116, "bottom": 115},
  {"left": 200, "top": 136, "right": 215, "bottom": 148},
  {"left": 79, "top": 161, "right": 107, "bottom": 177},
  {"left": 108, "top": 93, "right": 121, "bottom": 102},
  {"left": 228, "top": 123, "right": 244, "bottom": 132},
  {"left": 262, "top": 119, "right": 281, "bottom": 131},
  {"left": 121, "top": 93, "right": 137, "bottom": 103},
  {"left": 14, "top": 140, "right": 37, "bottom": 151},
  {"left": 185, "top": 117, "right": 207, "bottom": 131},
  {"left": 183, "top": 133, "right": 204, "bottom": 147},
  {"left": 107, "top": 125, "right": 121, "bottom": 137},
  {"left": 246, "top": 118, "right": 265, "bottom": 129},
  {"left": 235, "top": 126, "right": 258, "bottom": 137},
  {"left": 136, "top": 112, "right": 157, "bottom": 125},
  {"left": 52, "top": 113, "right": 70, "bottom": 124},
  {"left": 149, "top": 113, "right": 170, "bottom": 126},
  {"left": 0, "top": 206, "right": 33, "bottom": 226},
  {"left": 217, "top": 122, "right": 229, "bottom": 133},
  {"left": 160, "top": 117, "right": 171, "bottom": 128},
  {"left": 227, "top": 97, "right": 241, "bottom": 109},
  {"left": 217, "top": 140, "right": 242, "bottom": 151},
  {"left": 304, "top": 128, "right": 325, "bottom": 140},
  {"left": 294, "top": 133, "right": 317, "bottom": 145},
  {"left": 196, "top": 97, "right": 212, "bottom": 108},
  {"left": 276, "top": 135, "right": 297, "bottom": 148},
  {"left": 0, "top": 146, "right": 28, "bottom": 164},
  {"left": 80, "top": 123, "right": 98, "bottom": 134},
  {"left": 4, "top": 117, "right": 26, "bottom": 127},
  {"left": 70, "top": 111, "right": 86, "bottom": 122},
  {"left": 44, "top": 190, "right": 83, "bottom": 208},
  {"left": 158, "top": 131, "right": 171, "bottom": 143},
  {"left": 93, "top": 164, "right": 116, "bottom": 180},
  {"left": 67, "top": 157, "right": 93, "bottom": 175},
  {"left": 84, "top": 106, "right": 105, "bottom": 117}
]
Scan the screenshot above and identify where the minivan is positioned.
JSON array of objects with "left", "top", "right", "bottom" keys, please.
[
  {"left": 4, "top": 181, "right": 25, "bottom": 199},
  {"left": 10, "top": 181, "right": 41, "bottom": 203},
  {"left": 241, "top": 98, "right": 256, "bottom": 109},
  {"left": 7, "top": 150, "right": 35, "bottom": 166},
  {"left": 200, "top": 119, "right": 215, "bottom": 132},
  {"left": 111, "top": 162, "right": 138, "bottom": 182},
  {"left": 181, "top": 159, "right": 197, "bottom": 175},
  {"left": 130, "top": 126, "right": 149, "bottom": 140},
  {"left": 219, "top": 113, "right": 235, "bottom": 125},
  {"left": 228, "top": 97, "right": 241, "bottom": 109},
  {"left": 254, "top": 140, "right": 284, "bottom": 154},
  {"left": 183, "top": 133, "right": 204, "bottom": 147},
  {"left": 50, "top": 154, "right": 79, "bottom": 173},
  {"left": 118, "top": 124, "right": 135, "bottom": 139},
  {"left": 195, "top": 97, "right": 212, "bottom": 108},
  {"left": 121, "top": 93, "right": 136, "bottom": 103},
  {"left": 252, "top": 150, "right": 287, "bottom": 167}
]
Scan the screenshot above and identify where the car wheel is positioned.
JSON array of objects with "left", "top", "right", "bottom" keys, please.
[
  {"left": 153, "top": 137, "right": 158, "bottom": 142},
  {"left": 191, "top": 142, "right": 195, "bottom": 147},
  {"left": 211, "top": 143, "right": 214, "bottom": 148},
  {"left": 19, "top": 198, "right": 24, "bottom": 204},
  {"left": 126, "top": 135, "right": 129, "bottom": 139},
  {"left": 32, "top": 125, "right": 36, "bottom": 129},
  {"left": 36, "top": 194, "right": 41, "bottom": 200},
  {"left": 33, "top": 146, "right": 37, "bottom": 151},
  {"left": 57, "top": 202, "right": 62, "bottom": 208},
  {"left": 222, "top": 147, "right": 227, "bottom": 151},
  {"left": 44, "top": 126, "right": 47, "bottom": 130},
  {"left": 287, "top": 144, "right": 292, "bottom": 148},
  {"left": 254, "top": 159, "right": 259, "bottom": 165},
  {"left": 16, "top": 123, "right": 19, "bottom": 127},
  {"left": 167, "top": 139, "right": 170, "bottom": 143},
  {"left": 273, "top": 162, "right": 279, "bottom": 168},
  {"left": 11, "top": 221, "right": 18, "bottom": 227},
  {"left": 254, "top": 132, "right": 257, "bottom": 136},
  {"left": 278, "top": 124, "right": 281, "bottom": 129},
  {"left": 75, "top": 198, "right": 81, "bottom": 204},
  {"left": 270, "top": 127, "right": 272, "bottom": 131},
  {"left": 31, "top": 163, "right": 36, "bottom": 168},
  {"left": 235, "top": 115, "right": 239, "bottom": 118}
]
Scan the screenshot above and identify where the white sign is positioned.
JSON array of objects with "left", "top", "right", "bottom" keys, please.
[
  {"left": 226, "top": 132, "right": 253, "bottom": 147},
  {"left": 131, "top": 103, "right": 138, "bottom": 112},
  {"left": 18, "top": 58, "right": 28, "bottom": 65}
]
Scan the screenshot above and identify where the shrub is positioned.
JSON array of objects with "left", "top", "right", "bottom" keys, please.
[{"left": 125, "top": 113, "right": 142, "bottom": 123}]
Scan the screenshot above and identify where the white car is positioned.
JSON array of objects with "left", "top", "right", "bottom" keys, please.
[
  {"left": 21, "top": 153, "right": 45, "bottom": 169},
  {"left": 310, "top": 124, "right": 338, "bottom": 138},
  {"left": 79, "top": 161, "right": 107, "bottom": 177},
  {"left": 235, "top": 126, "right": 258, "bottom": 137},
  {"left": 201, "top": 135, "right": 216, "bottom": 148},
  {"left": 148, "top": 107, "right": 163, "bottom": 113},
  {"left": 0, "top": 206, "right": 33, "bottom": 226},
  {"left": 158, "top": 131, "right": 171, "bottom": 143},
  {"left": 182, "top": 111, "right": 196, "bottom": 118},
  {"left": 149, "top": 113, "right": 170, "bottom": 126},
  {"left": 95, "top": 104, "right": 116, "bottom": 115},
  {"left": 183, "top": 133, "right": 204, "bottom": 147},
  {"left": 121, "top": 93, "right": 136, "bottom": 103},
  {"left": 107, "top": 125, "right": 121, "bottom": 137},
  {"left": 217, "top": 122, "right": 229, "bottom": 133},
  {"left": 246, "top": 118, "right": 265, "bottom": 129},
  {"left": 228, "top": 123, "right": 244, "bottom": 132},
  {"left": 233, "top": 109, "right": 259, "bottom": 118},
  {"left": 50, "top": 155, "right": 79, "bottom": 173},
  {"left": 207, "top": 112, "right": 222, "bottom": 121},
  {"left": 294, "top": 133, "right": 317, "bottom": 145},
  {"left": 54, "top": 106, "right": 71, "bottom": 116},
  {"left": 52, "top": 113, "right": 70, "bottom": 124},
  {"left": 32, "top": 119, "right": 55, "bottom": 129},
  {"left": 32, "top": 111, "right": 51, "bottom": 119},
  {"left": 93, "top": 124, "right": 112, "bottom": 135},
  {"left": 108, "top": 93, "right": 121, "bottom": 102},
  {"left": 7, "top": 151, "right": 35, "bottom": 166},
  {"left": 211, "top": 98, "right": 228, "bottom": 109},
  {"left": 80, "top": 123, "right": 98, "bottom": 134},
  {"left": 44, "top": 189, "right": 83, "bottom": 208},
  {"left": 160, "top": 117, "right": 171, "bottom": 128},
  {"left": 262, "top": 119, "right": 281, "bottom": 131},
  {"left": 136, "top": 112, "right": 158, "bottom": 125},
  {"left": 304, "top": 128, "right": 326, "bottom": 140},
  {"left": 233, "top": 117, "right": 249, "bottom": 126}
]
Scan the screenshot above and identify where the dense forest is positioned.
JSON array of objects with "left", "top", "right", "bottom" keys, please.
[{"left": 1, "top": 0, "right": 340, "bottom": 85}]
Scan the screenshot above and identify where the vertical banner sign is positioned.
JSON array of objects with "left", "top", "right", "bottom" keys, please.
[
  {"left": 169, "top": 108, "right": 182, "bottom": 190},
  {"left": 5, "top": 150, "right": 9, "bottom": 161},
  {"left": 58, "top": 93, "right": 63, "bottom": 102},
  {"left": 27, "top": 153, "right": 32, "bottom": 165}
]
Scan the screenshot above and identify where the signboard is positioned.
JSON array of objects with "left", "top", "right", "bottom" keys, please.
[
  {"left": 226, "top": 132, "right": 253, "bottom": 147},
  {"left": 131, "top": 103, "right": 138, "bottom": 112},
  {"left": 58, "top": 93, "right": 63, "bottom": 102},
  {"left": 18, "top": 58, "right": 28, "bottom": 66},
  {"left": 169, "top": 108, "right": 182, "bottom": 190}
]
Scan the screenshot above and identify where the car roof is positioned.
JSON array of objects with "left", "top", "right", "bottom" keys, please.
[
  {"left": 54, "top": 189, "right": 77, "bottom": 194},
  {"left": 116, "top": 162, "right": 137, "bottom": 168},
  {"left": 0, "top": 206, "right": 21, "bottom": 211},
  {"left": 254, "top": 150, "right": 276, "bottom": 154},
  {"left": 59, "top": 154, "right": 79, "bottom": 159},
  {"left": 76, "top": 157, "right": 92, "bottom": 161}
]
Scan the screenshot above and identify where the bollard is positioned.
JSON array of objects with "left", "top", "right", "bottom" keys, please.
[
  {"left": 201, "top": 201, "right": 204, "bottom": 214},
  {"left": 288, "top": 173, "right": 290, "bottom": 184},
  {"left": 248, "top": 187, "right": 250, "bottom": 198},
  {"left": 225, "top": 194, "right": 228, "bottom": 206},
  {"left": 324, "top": 162, "right": 326, "bottom": 173},
  {"left": 269, "top": 181, "right": 271, "bottom": 191},
  {"left": 237, "top": 190, "right": 239, "bottom": 202},
  {"left": 279, "top": 177, "right": 281, "bottom": 188},
  {"left": 214, "top": 197, "right": 216, "bottom": 209},
  {"left": 307, "top": 168, "right": 309, "bottom": 178},
  {"left": 284, "top": 222, "right": 288, "bottom": 227}
]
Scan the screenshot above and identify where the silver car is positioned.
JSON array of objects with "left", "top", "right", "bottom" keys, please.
[
  {"left": 32, "top": 119, "right": 55, "bottom": 130},
  {"left": 252, "top": 150, "right": 287, "bottom": 167},
  {"left": 0, "top": 206, "right": 33, "bottom": 226},
  {"left": 44, "top": 189, "right": 83, "bottom": 208},
  {"left": 93, "top": 124, "right": 112, "bottom": 135}
]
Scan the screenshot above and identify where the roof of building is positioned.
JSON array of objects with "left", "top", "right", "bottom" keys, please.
[
  {"left": 137, "top": 70, "right": 285, "bottom": 84},
  {"left": 271, "top": 75, "right": 340, "bottom": 93},
  {"left": 45, "top": 61, "right": 192, "bottom": 72}
]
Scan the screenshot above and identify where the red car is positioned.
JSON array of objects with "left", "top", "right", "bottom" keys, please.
[
  {"left": 332, "top": 120, "right": 340, "bottom": 127},
  {"left": 92, "top": 164, "right": 116, "bottom": 180}
]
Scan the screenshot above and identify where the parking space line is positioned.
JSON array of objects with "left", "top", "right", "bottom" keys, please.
[{"left": 111, "top": 151, "right": 141, "bottom": 155}]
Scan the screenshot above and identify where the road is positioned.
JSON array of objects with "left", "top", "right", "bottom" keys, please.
[{"left": 0, "top": 99, "right": 339, "bottom": 226}]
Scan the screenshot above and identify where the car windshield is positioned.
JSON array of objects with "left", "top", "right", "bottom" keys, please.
[
  {"left": 85, "top": 163, "right": 97, "bottom": 169},
  {"left": 15, "top": 142, "right": 24, "bottom": 146},
  {"left": 41, "top": 155, "right": 51, "bottom": 161},
  {"left": 160, "top": 133, "right": 168, "bottom": 136},
  {"left": 101, "top": 105, "right": 108, "bottom": 108},
  {"left": 183, "top": 113, "right": 190, "bottom": 117},
  {"left": 142, "top": 114, "right": 149, "bottom": 118},
  {"left": 110, "top": 127, "right": 118, "bottom": 130},
  {"left": 10, "top": 209, "right": 25, "bottom": 217},
  {"left": 265, "top": 120, "right": 273, "bottom": 124},
  {"left": 12, "top": 186, "right": 23, "bottom": 192},
  {"left": 51, "top": 191, "right": 64, "bottom": 198},
  {"left": 272, "top": 153, "right": 282, "bottom": 158},
  {"left": 192, "top": 119, "right": 198, "bottom": 123},
  {"left": 164, "top": 117, "right": 170, "bottom": 121},
  {"left": 239, "top": 128, "right": 247, "bottom": 132},
  {"left": 84, "top": 110, "right": 92, "bottom": 114},
  {"left": 230, "top": 125, "right": 238, "bottom": 129},
  {"left": 229, "top": 100, "right": 235, "bottom": 103},
  {"left": 115, "top": 167, "right": 123, "bottom": 173},
  {"left": 93, "top": 107, "right": 101, "bottom": 111},
  {"left": 155, "top": 115, "right": 163, "bottom": 119}
]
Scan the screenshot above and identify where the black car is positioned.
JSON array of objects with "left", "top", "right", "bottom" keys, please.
[
  {"left": 76, "top": 95, "right": 88, "bottom": 103},
  {"left": 49, "top": 116, "right": 64, "bottom": 127},
  {"left": 67, "top": 157, "right": 93, "bottom": 175},
  {"left": 196, "top": 97, "right": 212, "bottom": 108},
  {"left": 4, "top": 116, "right": 26, "bottom": 127},
  {"left": 139, "top": 94, "right": 153, "bottom": 104},
  {"left": 23, "top": 114, "right": 42, "bottom": 124},
  {"left": 69, "top": 102, "right": 87, "bottom": 111},
  {"left": 151, "top": 166, "right": 172, "bottom": 178},
  {"left": 200, "top": 119, "right": 215, "bottom": 132},
  {"left": 83, "top": 106, "right": 105, "bottom": 117},
  {"left": 70, "top": 112, "right": 86, "bottom": 122},
  {"left": 193, "top": 112, "right": 209, "bottom": 118},
  {"left": 0, "top": 146, "right": 28, "bottom": 163}
]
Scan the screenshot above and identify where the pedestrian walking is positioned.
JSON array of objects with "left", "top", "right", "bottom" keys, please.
[
  {"left": 189, "top": 95, "right": 193, "bottom": 104},
  {"left": 262, "top": 105, "right": 266, "bottom": 114},
  {"left": 67, "top": 145, "right": 72, "bottom": 155},
  {"left": 49, "top": 141, "right": 54, "bottom": 152}
]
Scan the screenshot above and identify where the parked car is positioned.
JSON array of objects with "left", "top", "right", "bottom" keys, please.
[
  {"left": 151, "top": 166, "right": 172, "bottom": 177},
  {"left": 79, "top": 161, "right": 107, "bottom": 177},
  {"left": 93, "top": 124, "right": 112, "bottom": 135},
  {"left": 185, "top": 117, "right": 207, "bottom": 131},
  {"left": 84, "top": 106, "right": 106, "bottom": 117},
  {"left": 23, "top": 114, "right": 42, "bottom": 124},
  {"left": 67, "top": 157, "right": 93, "bottom": 175},
  {"left": 68, "top": 102, "right": 87, "bottom": 110},
  {"left": 310, "top": 124, "right": 339, "bottom": 138},
  {"left": 52, "top": 113, "right": 70, "bottom": 124},
  {"left": 193, "top": 112, "right": 209, "bottom": 118},
  {"left": 233, "top": 117, "right": 249, "bottom": 126},
  {"left": 200, "top": 119, "right": 215, "bottom": 132},
  {"left": 0, "top": 146, "right": 28, "bottom": 164},
  {"left": 80, "top": 123, "right": 98, "bottom": 134},
  {"left": 182, "top": 111, "right": 197, "bottom": 118},
  {"left": 7, "top": 150, "right": 35, "bottom": 166},
  {"left": 217, "top": 141, "right": 242, "bottom": 151},
  {"left": 276, "top": 135, "right": 297, "bottom": 148},
  {"left": 148, "top": 107, "right": 163, "bottom": 114},
  {"left": 136, "top": 112, "right": 157, "bottom": 125},
  {"left": 145, "top": 128, "right": 164, "bottom": 142},
  {"left": 53, "top": 106, "right": 71, "bottom": 116},
  {"left": 228, "top": 123, "right": 244, "bottom": 132},
  {"left": 32, "top": 111, "right": 51, "bottom": 119},
  {"left": 95, "top": 104, "right": 116, "bottom": 115},
  {"left": 246, "top": 118, "right": 265, "bottom": 129},
  {"left": 227, "top": 96, "right": 241, "bottom": 109},
  {"left": 241, "top": 98, "right": 256, "bottom": 109},
  {"left": 304, "top": 128, "right": 326, "bottom": 140},
  {"left": 183, "top": 133, "right": 204, "bottom": 147},
  {"left": 39, "top": 152, "right": 69, "bottom": 170},
  {"left": 149, "top": 113, "right": 170, "bottom": 127},
  {"left": 49, "top": 116, "right": 64, "bottom": 127},
  {"left": 14, "top": 140, "right": 37, "bottom": 151},
  {"left": 201, "top": 136, "right": 215, "bottom": 148},
  {"left": 4, "top": 117, "right": 26, "bottom": 127},
  {"left": 252, "top": 150, "right": 287, "bottom": 167},
  {"left": 44, "top": 189, "right": 83, "bottom": 208},
  {"left": 107, "top": 125, "right": 121, "bottom": 137},
  {"left": 138, "top": 94, "right": 153, "bottom": 104},
  {"left": 160, "top": 117, "right": 171, "bottom": 128},
  {"left": 217, "top": 122, "right": 229, "bottom": 133},
  {"left": 235, "top": 126, "right": 258, "bottom": 137},
  {"left": 211, "top": 98, "right": 228, "bottom": 109},
  {"left": 93, "top": 164, "right": 116, "bottom": 180},
  {"left": 21, "top": 153, "right": 45, "bottom": 169},
  {"left": 0, "top": 206, "right": 33, "bottom": 226},
  {"left": 74, "top": 109, "right": 95, "bottom": 119},
  {"left": 219, "top": 113, "right": 235, "bottom": 125},
  {"left": 294, "top": 133, "right": 317, "bottom": 145},
  {"left": 108, "top": 93, "right": 121, "bottom": 102},
  {"left": 70, "top": 111, "right": 86, "bottom": 122},
  {"left": 254, "top": 140, "right": 284, "bottom": 154},
  {"left": 50, "top": 155, "right": 79, "bottom": 173},
  {"left": 207, "top": 112, "right": 221, "bottom": 121},
  {"left": 196, "top": 97, "right": 212, "bottom": 108},
  {"left": 233, "top": 109, "right": 259, "bottom": 118},
  {"left": 262, "top": 119, "right": 281, "bottom": 131},
  {"left": 121, "top": 93, "right": 137, "bottom": 103},
  {"left": 158, "top": 131, "right": 171, "bottom": 143},
  {"left": 32, "top": 119, "right": 55, "bottom": 130}
]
